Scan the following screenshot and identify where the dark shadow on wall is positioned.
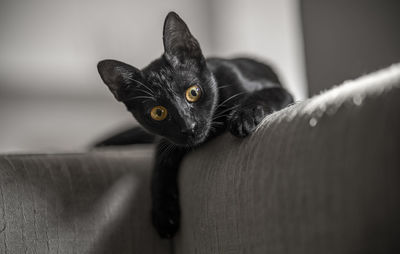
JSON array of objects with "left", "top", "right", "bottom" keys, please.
[{"left": 301, "top": 0, "right": 400, "bottom": 95}]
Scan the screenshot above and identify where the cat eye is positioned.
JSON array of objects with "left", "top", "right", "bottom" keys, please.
[
  {"left": 150, "top": 106, "right": 168, "bottom": 121},
  {"left": 185, "top": 85, "right": 201, "bottom": 102}
]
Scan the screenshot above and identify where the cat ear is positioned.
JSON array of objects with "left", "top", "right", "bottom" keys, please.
[
  {"left": 97, "top": 60, "right": 143, "bottom": 101},
  {"left": 163, "top": 12, "right": 204, "bottom": 64}
]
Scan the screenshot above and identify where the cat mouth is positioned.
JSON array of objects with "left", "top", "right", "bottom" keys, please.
[
  {"left": 188, "top": 125, "right": 211, "bottom": 145},
  {"left": 169, "top": 129, "right": 209, "bottom": 147}
]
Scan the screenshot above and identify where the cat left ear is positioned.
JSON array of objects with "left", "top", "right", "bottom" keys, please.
[
  {"left": 97, "top": 60, "right": 143, "bottom": 101},
  {"left": 163, "top": 12, "right": 204, "bottom": 64}
]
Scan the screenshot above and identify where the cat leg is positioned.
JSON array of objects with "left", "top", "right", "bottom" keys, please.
[
  {"left": 229, "top": 87, "right": 293, "bottom": 137},
  {"left": 151, "top": 139, "right": 187, "bottom": 238}
]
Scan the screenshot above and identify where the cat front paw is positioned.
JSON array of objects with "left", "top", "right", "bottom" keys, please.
[
  {"left": 152, "top": 201, "right": 180, "bottom": 238},
  {"left": 228, "top": 105, "right": 265, "bottom": 138}
]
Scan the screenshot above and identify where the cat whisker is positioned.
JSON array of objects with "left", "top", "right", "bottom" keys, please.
[
  {"left": 127, "top": 77, "right": 155, "bottom": 94},
  {"left": 218, "top": 85, "right": 231, "bottom": 90},
  {"left": 215, "top": 104, "right": 240, "bottom": 115},
  {"left": 211, "top": 121, "right": 224, "bottom": 126},
  {"left": 124, "top": 96, "right": 155, "bottom": 102},
  {"left": 212, "top": 114, "right": 230, "bottom": 121},
  {"left": 216, "top": 91, "right": 247, "bottom": 109},
  {"left": 212, "top": 108, "right": 238, "bottom": 120},
  {"left": 135, "top": 88, "right": 154, "bottom": 97},
  {"left": 212, "top": 105, "right": 240, "bottom": 120},
  {"left": 131, "top": 79, "right": 154, "bottom": 93}
]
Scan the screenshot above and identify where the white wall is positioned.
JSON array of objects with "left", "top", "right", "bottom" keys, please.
[
  {"left": 209, "top": 0, "right": 307, "bottom": 100},
  {"left": 0, "top": 0, "right": 213, "bottom": 98}
]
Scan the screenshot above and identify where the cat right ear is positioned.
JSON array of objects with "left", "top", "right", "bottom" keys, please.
[
  {"left": 97, "top": 60, "right": 143, "bottom": 101},
  {"left": 163, "top": 12, "right": 203, "bottom": 65}
]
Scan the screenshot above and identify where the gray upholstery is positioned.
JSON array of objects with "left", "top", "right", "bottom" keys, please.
[
  {"left": 0, "top": 148, "right": 170, "bottom": 254},
  {"left": 1, "top": 64, "right": 400, "bottom": 253},
  {"left": 176, "top": 64, "right": 400, "bottom": 253}
]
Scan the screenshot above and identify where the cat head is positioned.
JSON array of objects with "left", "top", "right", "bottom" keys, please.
[{"left": 97, "top": 12, "right": 218, "bottom": 146}]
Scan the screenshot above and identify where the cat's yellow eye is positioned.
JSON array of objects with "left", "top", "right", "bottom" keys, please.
[
  {"left": 185, "top": 85, "right": 201, "bottom": 102},
  {"left": 150, "top": 106, "right": 168, "bottom": 121}
]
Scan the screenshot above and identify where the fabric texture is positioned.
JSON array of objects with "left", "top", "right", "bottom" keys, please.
[
  {"left": 0, "top": 147, "right": 170, "bottom": 254},
  {"left": 0, "top": 64, "right": 399, "bottom": 253},
  {"left": 175, "top": 64, "right": 400, "bottom": 253}
]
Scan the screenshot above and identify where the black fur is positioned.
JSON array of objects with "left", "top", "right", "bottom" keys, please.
[{"left": 97, "top": 11, "right": 293, "bottom": 238}]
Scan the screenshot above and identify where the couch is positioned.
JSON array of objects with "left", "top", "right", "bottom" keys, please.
[{"left": 1, "top": 64, "right": 399, "bottom": 253}]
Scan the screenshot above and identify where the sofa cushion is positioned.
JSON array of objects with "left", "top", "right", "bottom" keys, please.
[
  {"left": 176, "top": 64, "right": 400, "bottom": 253},
  {"left": 0, "top": 147, "right": 170, "bottom": 254}
]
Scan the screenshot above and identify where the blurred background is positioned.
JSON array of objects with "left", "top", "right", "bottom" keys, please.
[{"left": 0, "top": 0, "right": 399, "bottom": 153}]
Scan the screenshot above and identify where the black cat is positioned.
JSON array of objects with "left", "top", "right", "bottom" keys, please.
[{"left": 97, "top": 12, "right": 293, "bottom": 238}]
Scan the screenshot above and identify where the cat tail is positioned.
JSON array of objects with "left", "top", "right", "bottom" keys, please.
[{"left": 93, "top": 126, "right": 156, "bottom": 147}]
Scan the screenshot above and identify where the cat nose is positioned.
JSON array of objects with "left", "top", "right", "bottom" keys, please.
[{"left": 181, "top": 122, "right": 196, "bottom": 135}]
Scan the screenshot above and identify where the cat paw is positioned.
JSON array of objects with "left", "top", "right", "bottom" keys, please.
[
  {"left": 228, "top": 105, "right": 265, "bottom": 138},
  {"left": 152, "top": 202, "right": 180, "bottom": 238}
]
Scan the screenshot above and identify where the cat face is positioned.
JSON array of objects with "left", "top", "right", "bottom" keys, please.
[{"left": 97, "top": 12, "right": 218, "bottom": 146}]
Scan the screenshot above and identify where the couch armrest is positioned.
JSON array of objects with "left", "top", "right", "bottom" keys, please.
[
  {"left": 176, "top": 64, "right": 400, "bottom": 253},
  {"left": 0, "top": 146, "right": 170, "bottom": 254},
  {"left": 1, "top": 64, "right": 399, "bottom": 254}
]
